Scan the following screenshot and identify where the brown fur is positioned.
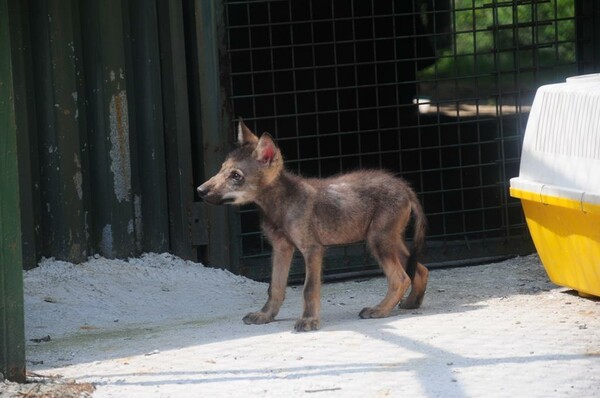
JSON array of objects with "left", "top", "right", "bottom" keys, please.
[{"left": 197, "top": 120, "right": 429, "bottom": 331}]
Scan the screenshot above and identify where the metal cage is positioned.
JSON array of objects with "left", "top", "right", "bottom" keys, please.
[{"left": 220, "top": 0, "right": 598, "bottom": 281}]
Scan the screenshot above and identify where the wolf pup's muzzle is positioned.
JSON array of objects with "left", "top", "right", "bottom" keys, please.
[
  {"left": 197, "top": 184, "right": 235, "bottom": 205},
  {"left": 196, "top": 185, "right": 209, "bottom": 199},
  {"left": 197, "top": 184, "right": 219, "bottom": 205}
]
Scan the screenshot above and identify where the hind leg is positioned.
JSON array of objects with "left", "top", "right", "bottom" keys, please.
[
  {"left": 360, "top": 235, "right": 411, "bottom": 319},
  {"left": 400, "top": 262, "right": 429, "bottom": 309}
]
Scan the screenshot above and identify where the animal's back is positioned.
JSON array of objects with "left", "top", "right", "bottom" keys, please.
[
  {"left": 314, "top": 170, "right": 414, "bottom": 207},
  {"left": 305, "top": 170, "right": 415, "bottom": 245}
]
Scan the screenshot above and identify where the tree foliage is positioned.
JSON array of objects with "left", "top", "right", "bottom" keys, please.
[{"left": 420, "top": 0, "right": 577, "bottom": 99}]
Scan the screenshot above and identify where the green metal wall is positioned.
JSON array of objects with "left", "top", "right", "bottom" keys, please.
[
  {"left": 1, "top": 0, "right": 239, "bottom": 380},
  {"left": 1, "top": 0, "right": 27, "bottom": 382},
  {"left": 12, "top": 0, "right": 205, "bottom": 269}
]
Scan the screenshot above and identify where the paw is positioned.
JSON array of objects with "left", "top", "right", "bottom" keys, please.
[
  {"left": 294, "top": 317, "right": 320, "bottom": 332},
  {"left": 243, "top": 311, "right": 273, "bottom": 325},
  {"left": 359, "top": 307, "right": 389, "bottom": 319},
  {"left": 399, "top": 294, "right": 424, "bottom": 309}
]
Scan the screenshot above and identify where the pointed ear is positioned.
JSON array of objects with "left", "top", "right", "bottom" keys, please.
[
  {"left": 237, "top": 118, "right": 259, "bottom": 146},
  {"left": 254, "top": 133, "right": 278, "bottom": 165}
]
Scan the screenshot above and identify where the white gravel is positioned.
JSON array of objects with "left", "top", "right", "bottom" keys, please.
[{"left": 5, "top": 253, "right": 600, "bottom": 397}]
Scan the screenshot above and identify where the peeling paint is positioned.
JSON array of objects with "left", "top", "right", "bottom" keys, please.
[
  {"left": 127, "top": 219, "right": 134, "bottom": 235},
  {"left": 69, "top": 243, "right": 82, "bottom": 261},
  {"left": 100, "top": 224, "right": 113, "bottom": 257},
  {"left": 72, "top": 91, "right": 79, "bottom": 119},
  {"left": 73, "top": 153, "right": 83, "bottom": 200},
  {"left": 134, "top": 194, "right": 143, "bottom": 251},
  {"left": 108, "top": 90, "right": 131, "bottom": 203},
  {"left": 84, "top": 211, "right": 90, "bottom": 242},
  {"left": 110, "top": 70, "right": 116, "bottom": 82},
  {"left": 68, "top": 41, "right": 75, "bottom": 61}
]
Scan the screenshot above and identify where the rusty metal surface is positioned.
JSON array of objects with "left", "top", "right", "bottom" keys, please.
[
  {"left": 31, "top": 0, "right": 89, "bottom": 263},
  {"left": 11, "top": 0, "right": 202, "bottom": 267}
]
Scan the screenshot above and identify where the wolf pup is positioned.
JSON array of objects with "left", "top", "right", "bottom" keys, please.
[{"left": 197, "top": 119, "right": 429, "bottom": 332}]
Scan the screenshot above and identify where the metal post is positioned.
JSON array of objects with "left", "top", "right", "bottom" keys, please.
[
  {"left": 194, "top": 0, "right": 240, "bottom": 270},
  {"left": 0, "top": 0, "right": 26, "bottom": 382},
  {"left": 156, "top": 0, "right": 197, "bottom": 260},
  {"left": 30, "top": 0, "right": 90, "bottom": 262},
  {"left": 128, "top": 0, "right": 171, "bottom": 253},
  {"left": 81, "top": 0, "right": 137, "bottom": 258}
]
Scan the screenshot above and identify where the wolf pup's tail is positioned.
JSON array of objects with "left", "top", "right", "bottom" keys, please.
[{"left": 405, "top": 197, "right": 427, "bottom": 280}]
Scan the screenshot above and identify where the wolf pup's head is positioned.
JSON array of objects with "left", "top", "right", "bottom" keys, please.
[{"left": 197, "top": 119, "right": 283, "bottom": 205}]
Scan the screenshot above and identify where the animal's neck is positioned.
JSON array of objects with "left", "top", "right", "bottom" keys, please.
[{"left": 254, "top": 171, "right": 304, "bottom": 224}]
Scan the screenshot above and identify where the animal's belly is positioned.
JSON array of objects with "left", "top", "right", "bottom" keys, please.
[{"left": 317, "top": 227, "right": 367, "bottom": 246}]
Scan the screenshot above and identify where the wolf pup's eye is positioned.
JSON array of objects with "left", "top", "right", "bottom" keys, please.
[{"left": 230, "top": 171, "right": 244, "bottom": 182}]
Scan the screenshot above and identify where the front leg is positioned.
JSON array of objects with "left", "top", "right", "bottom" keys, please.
[
  {"left": 243, "top": 235, "right": 294, "bottom": 325},
  {"left": 294, "top": 246, "right": 325, "bottom": 332}
]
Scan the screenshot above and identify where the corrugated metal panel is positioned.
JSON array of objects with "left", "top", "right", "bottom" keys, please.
[
  {"left": 2, "top": 0, "right": 229, "bottom": 378},
  {"left": 1, "top": 0, "right": 26, "bottom": 382},
  {"left": 128, "top": 0, "right": 171, "bottom": 254},
  {"left": 193, "top": 0, "right": 241, "bottom": 269},
  {"left": 82, "top": 0, "right": 139, "bottom": 258},
  {"left": 157, "top": 0, "right": 198, "bottom": 260},
  {"left": 14, "top": 0, "right": 199, "bottom": 268},
  {"left": 31, "top": 0, "right": 90, "bottom": 262}
]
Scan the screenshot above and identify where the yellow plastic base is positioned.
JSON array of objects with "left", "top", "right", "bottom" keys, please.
[{"left": 511, "top": 187, "right": 600, "bottom": 298}]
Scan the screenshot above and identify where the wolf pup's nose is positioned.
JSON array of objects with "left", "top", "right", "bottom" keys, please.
[{"left": 197, "top": 186, "right": 208, "bottom": 198}]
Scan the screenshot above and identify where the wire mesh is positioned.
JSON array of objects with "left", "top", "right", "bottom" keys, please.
[{"left": 223, "top": 0, "right": 583, "bottom": 280}]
